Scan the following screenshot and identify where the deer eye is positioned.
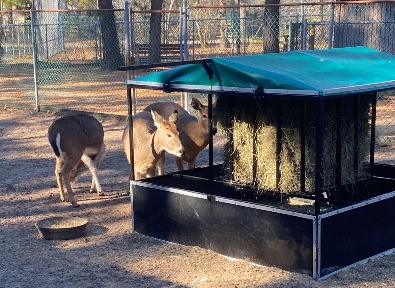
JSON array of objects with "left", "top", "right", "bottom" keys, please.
[
  {"left": 167, "top": 133, "right": 172, "bottom": 138},
  {"left": 202, "top": 114, "right": 207, "bottom": 119}
]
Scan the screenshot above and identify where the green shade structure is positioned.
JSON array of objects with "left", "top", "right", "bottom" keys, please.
[{"left": 127, "top": 46, "right": 395, "bottom": 97}]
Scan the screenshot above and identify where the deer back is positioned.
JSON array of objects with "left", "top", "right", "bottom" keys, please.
[{"left": 48, "top": 113, "right": 104, "bottom": 159}]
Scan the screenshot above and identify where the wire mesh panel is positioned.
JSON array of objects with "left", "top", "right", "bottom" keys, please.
[
  {"left": 0, "top": 2, "right": 394, "bottom": 167},
  {"left": 188, "top": 3, "right": 332, "bottom": 59},
  {"left": 334, "top": 2, "right": 395, "bottom": 53},
  {"left": 34, "top": 10, "right": 127, "bottom": 116},
  {"left": 130, "top": 10, "right": 182, "bottom": 65},
  {"left": 0, "top": 10, "right": 36, "bottom": 109}
]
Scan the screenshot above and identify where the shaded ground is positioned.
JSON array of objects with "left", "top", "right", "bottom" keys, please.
[{"left": 2, "top": 107, "right": 395, "bottom": 287}]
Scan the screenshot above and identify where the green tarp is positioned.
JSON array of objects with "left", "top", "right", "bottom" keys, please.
[{"left": 127, "top": 46, "right": 395, "bottom": 97}]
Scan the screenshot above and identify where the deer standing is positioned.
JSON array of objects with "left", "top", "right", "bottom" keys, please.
[
  {"left": 47, "top": 113, "right": 105, "bottom": 207},
  {"left": 123, "top": 110, "right": 184, "bottom": 180},
  {"left": 144, "top": 98, "right": 217, "bottom": 171}
]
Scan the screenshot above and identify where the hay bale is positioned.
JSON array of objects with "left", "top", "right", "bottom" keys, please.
[
  {"left": 216, "top": 94, "right": 371, "bottom": 194},
  {"left": 256, "top": 103, "right": 277, "bottom": 190}
]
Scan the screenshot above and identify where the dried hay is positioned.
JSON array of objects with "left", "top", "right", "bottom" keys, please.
[{"left": 216, "top": 94, "right": 371, "bottom": 194}]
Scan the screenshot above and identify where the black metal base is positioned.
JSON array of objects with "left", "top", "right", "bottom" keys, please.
[{"left": 131, "top": 164, "right": 395, "bottom": 278}]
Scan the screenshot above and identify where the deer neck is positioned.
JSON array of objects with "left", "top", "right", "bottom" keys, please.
[
  {"left": 190, "top": 119, "right": 209, "bottom": 147},
  {"left": 151, "top": 130, "right": 165, "bottom": 158}
]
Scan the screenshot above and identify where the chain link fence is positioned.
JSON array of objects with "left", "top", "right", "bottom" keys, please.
[
  {"left": 0, "top": 9, "right": 127, "bottom": 116},
  {"left": 1, "top": 2, "right": 395, "bottom": 163}
]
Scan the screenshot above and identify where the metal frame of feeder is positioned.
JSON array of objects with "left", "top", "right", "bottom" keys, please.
[{"left": 120, "top": 50, "right": 395, "bottom": 279}]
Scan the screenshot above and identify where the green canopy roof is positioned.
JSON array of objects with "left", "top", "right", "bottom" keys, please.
[{"left": 127, "top": 46, "right": 395, "bottom": 97}]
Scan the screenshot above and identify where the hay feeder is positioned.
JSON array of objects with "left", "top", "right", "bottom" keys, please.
[{"left": 121, "top": 47, "right": 395, "bottom": 279}]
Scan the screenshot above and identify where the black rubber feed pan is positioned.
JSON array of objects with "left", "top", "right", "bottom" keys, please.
[{"left": 36, "top": 216, "right": 88, "bottom": 240}]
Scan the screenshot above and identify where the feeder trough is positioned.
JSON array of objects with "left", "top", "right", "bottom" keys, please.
[{"left": 121, "top": 47, "right": 395, "bottom": 279}]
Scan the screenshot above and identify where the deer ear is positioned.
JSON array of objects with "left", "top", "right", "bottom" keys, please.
[
  {"left": 169, "top": 110, "right": 178, "bottom": 124},
  {"left": 191, "top": 98, "right": 202, "bottom": 110},
  {"left": 151, "top": 110, "right": 165, "bottom": 128}
]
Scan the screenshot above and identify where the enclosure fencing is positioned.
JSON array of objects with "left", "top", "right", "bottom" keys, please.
[{"left": 0, "top": 1, "right": 395, "bottom": 162}]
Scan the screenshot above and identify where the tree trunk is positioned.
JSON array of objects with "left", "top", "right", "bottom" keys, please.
[
  {"left": 148, "top": 0, "right": 163, "bottom": 64},
  {"left": 263, "top": 0, "right": 280, "bottom": 53},
  {"left": 239, "top": 1, "right": 246, "bottom": 55},
  {"left": 98, "top": 0, "right": 123, "bottom": 70},
  {"left": 220, "top": 0, "right": 230, "bottom": 48}
]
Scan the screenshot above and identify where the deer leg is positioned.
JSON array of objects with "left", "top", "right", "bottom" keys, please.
[
  {"left": 89, "top": 143, "right": 106, "bottom": 193},
  {"left": 55, "top": 158, "right": 67, "bottom": 202},
  {"left": 81, "top": 154, "right": 103, "bottom": 196},
  {"left": 135, "top": 171, "right": 142, "bottom": 180},
  {"left": 176, "top": 157, "right": 184, "bottom": 171},
  {"left": 60, "top": 158, "right": 79, "bottom": 207},
  {"left": 187, "top": 157, "right": 197, "bottom": 170},
  {"left": 156, "top": 154, "right": 165, "bottom": 175}
]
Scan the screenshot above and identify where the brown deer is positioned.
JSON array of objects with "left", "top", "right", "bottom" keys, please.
[
  {"left": 47, "top": 113, "right": 105, "bottom": 207},
  {"left": 123, "top": 110, "right": 184, "bottom": 180},
  {"left": 144, "top": 98, "right": 217, "bottom": 171}
]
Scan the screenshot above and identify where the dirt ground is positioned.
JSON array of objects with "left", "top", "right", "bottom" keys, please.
[{"left": 2, "top": 107, "right": 395, "bottom": 288}]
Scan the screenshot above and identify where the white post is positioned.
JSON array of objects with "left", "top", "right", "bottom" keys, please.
[
  {"left": 124, "top": 0, "right": 131, "bottom": 80},
  {"left": 181, "top": 0, "right": 189, "bottom": 111},
  {"left": 328, "top": 1, "right": 335, "bottom": 49},
  {"left": 30, "top": 6, "right": 39, "bottom": 112}
]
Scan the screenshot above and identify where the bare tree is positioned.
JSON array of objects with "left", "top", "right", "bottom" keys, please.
[
  {"left": 263, "top": 0, "right": 280, "bottom": 53},
  {"left": 220, "top": 0, "right": 230, "bottom": 48},
  {"left": 98, "top": 0, "right": 123, "bottom": 70},
  {"left": 148, "top": 0, "right": 164, "bottom": 64}
]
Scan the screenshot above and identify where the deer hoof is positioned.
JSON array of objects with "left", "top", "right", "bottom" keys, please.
[
  {"left": 97, "top": 191, "right": 104, "bottom": 196},
  {"left": 70, "top": 201, "right": 80, "bottom": 207}
]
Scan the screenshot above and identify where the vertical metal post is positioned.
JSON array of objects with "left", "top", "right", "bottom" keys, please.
[
  {"left": 354, "top": 94, "right": 360, "bottom": 180},
  {"left": 336, "top": 97, "right": 342, "bottom": 186},
  {"left": 252, "top": 108, "right": 258, "bottom": 188},
  {"left": 124, "top": 0, "right": 131, "bottom": 80},
  {"left": 127, "top": 85, "right": 135, "bottom": 181},
  {"left": 276, "top": 104, "right": 282, "bottom": 191},
  {"left": 302, "top": 18, "right": 307, "bottom": 50},
  {"left": 328, "top": 1, "right": 335, "bottom": 49},
  {"left": 181, "top": 0, "right": 188, "bottom": 61},
  {"left": 132, "top": 87, "right": 137, "bottom": 115},
  {"left": 370, "top": 93, "right": 377, "bottom": 171},
  {"left": 300, "top": 100, "right": 306, "bottom": 193},
  {"left": 179, "top": 9, "right": 183, "bottom": 61},
  {"left": 288, "top": 22, "right": 292, "bottom": 51},
  {"left": 45, "top": 24, "right": 49, "bottom": 60},
  {"left": 127, "top": 84, "right": 135, "bottom": 232},
  {"left": 314, "top": 96, "right": 324, "bottom": 278},
  {"left": 181, "top": 0, "right": 189, "bottom": 111},
  {"left": 130, "top": 11, "right": 136, "bottom": 78},
  {"left": 192, "top": 19, "right": 195, "bottom": 58},
  {"left": 30, "top": 7, "right": 39, "bottom": 112},
  {"left": 315, "top": 96, "right": 324, "bottom": 216},
  {"left": 208, "top": 93, "right": 214, "bottom": 180}
]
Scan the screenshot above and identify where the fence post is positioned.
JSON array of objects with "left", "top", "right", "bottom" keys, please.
[
  {"left": 302, "top": 18, "right": 307, "bottom": 50},
  {"left": 30, "top": 8, "right": 39, "bottom": 112},
  {"left": 179, "top": 9, "right": 183, "bottom": 61},
  {"left": 328, "top": 1, "right": 335, "bottom": 49},
  {"left": 124, "top": 0, "right": 131, "bottom": 80},
  {"left": 181, "top": 0, "right": 189, "bottom": 111},
  {"left": 181, "top": 0, "right": 188, "bottom": 61}
]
